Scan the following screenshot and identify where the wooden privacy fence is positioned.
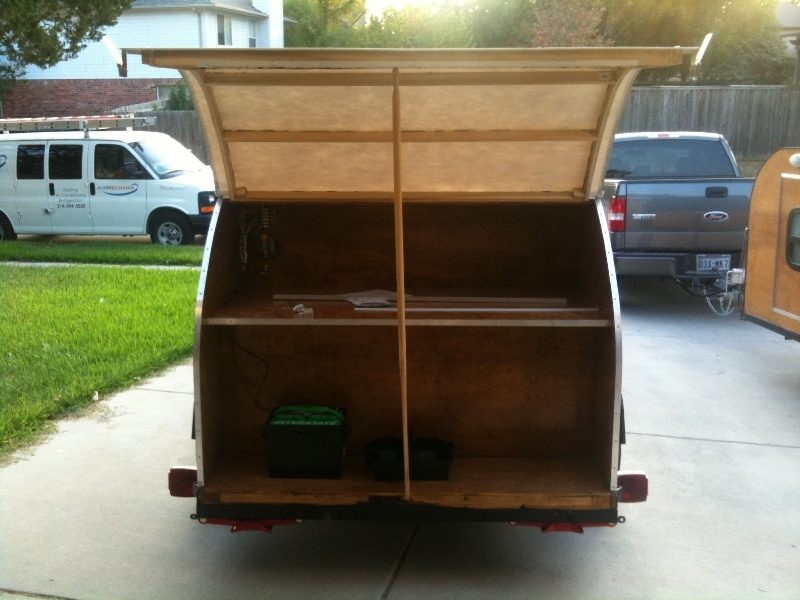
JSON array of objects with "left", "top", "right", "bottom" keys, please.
[
  {"left": 141, "top": 109, "right": 210, "bottom": 165},
  {"left": 619, "top": 86, "right": 800, "bottom": 161},
  {"left": 145, "top": 85, "right": 800, "bottom": 167}
]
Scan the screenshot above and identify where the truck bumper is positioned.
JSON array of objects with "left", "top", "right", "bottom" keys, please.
[
  {"left": 614, "top": 252, "right": 742, "bottom": 279},
  {"left": 189, "top": 214, "right": 212, "bottom": 235}
]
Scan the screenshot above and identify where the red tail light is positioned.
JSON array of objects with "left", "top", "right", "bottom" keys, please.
[
  {"left": 618, "top": 470, "right": 648, "bottom": 503},
  {"left": 608, "top": 195, "right": 626, "bottom": 232},
  {"left": 168, "top": 467, "right": 197, "bottom": 497}
]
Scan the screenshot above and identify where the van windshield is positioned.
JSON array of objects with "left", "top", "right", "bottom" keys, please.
[{"left": 129, "top": 137, "right": 206, "bottom": 179}]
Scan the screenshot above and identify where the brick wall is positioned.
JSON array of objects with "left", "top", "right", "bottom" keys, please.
[{"left": 1, "top": 78, "right": 180, "bottom": 118}]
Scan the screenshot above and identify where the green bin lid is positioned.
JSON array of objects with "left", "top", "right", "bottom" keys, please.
[{"left": 270, "top": 405, "right": 344, "bottom": 426}]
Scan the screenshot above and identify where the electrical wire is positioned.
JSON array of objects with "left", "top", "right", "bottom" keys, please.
[{"left": 226, "top": 333, "right": 272, "bottom": 412}]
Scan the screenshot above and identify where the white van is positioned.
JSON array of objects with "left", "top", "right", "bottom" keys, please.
[{"left": 0, "top": 119, "right": 216, "bottom": 245}]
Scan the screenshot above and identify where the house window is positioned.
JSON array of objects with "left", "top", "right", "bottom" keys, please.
[
  {"left": 249, "top": 21, "right": 257, "bottom": 47},
  {"left": 217, "top": 15, "right": 232, "bottom": 46}
]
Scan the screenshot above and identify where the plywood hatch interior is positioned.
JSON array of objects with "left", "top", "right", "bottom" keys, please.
[{"left": 135, "top": 48, "right": 687, "bottom": 203}]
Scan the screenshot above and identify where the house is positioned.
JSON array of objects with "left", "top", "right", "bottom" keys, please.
[
  {"left": 778, "top": 0, "right": 800, "bottom": 43},
  {"left": 1, "top": 0, "right": 285, "bottom": 118},
  {"left": 778, "top": 0, "right": 800, "bottom": 55},
  {"left": 778, "top": 0, "right": 800, "bottom": 83}
]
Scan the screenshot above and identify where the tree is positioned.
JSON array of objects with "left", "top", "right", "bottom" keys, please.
[
  {"left": 166, "top": 82, "right": 193, "bottom": 111},
  {"left": 0, "top": 0, "right": 133, "bottom": 96},
  {"left": 358, "top": 2, "right": 474, "bottom": 48},
  {"left": 283, "top": 0, "right": 367, "bottom": 46},
  {"left": 697, "top": 0, "right": 794, "bottom": 84},
  {"left": 530, "top": 0, "right": 611, "bottom": 47},
  {"left": 465, "top": 0, "right": 535, "bottom": 48},
  {"left": 603, "top": 0, "right": 793, "bottom": 85},
  {"left": 602, "top": 0, "right": 720, "bottom": 81}
]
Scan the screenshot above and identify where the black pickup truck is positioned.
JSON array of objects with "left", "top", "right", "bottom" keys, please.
[{"left": 600, "top": 132, "right": 754, "bottom": 296}]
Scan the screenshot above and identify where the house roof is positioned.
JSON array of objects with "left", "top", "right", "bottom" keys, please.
[{"left": 131, "top": 0, "right": 265, "bottom": 17}]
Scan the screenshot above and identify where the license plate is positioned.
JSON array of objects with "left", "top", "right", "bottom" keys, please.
[{"left": 697, "top": 254, "right": 731, "bottom": 272}]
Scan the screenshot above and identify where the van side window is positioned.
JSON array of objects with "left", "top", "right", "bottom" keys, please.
[
  {"left": 49, "top": 144, "right": 83, "bottom": 180},
  {"left": 17, "top": 145, "right": 45, "bottom": 179},
  {"left": 95, "top": 144, "right": 149, "bottom": 179}
]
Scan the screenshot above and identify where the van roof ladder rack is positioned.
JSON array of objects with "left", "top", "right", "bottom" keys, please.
[{"left": 0, "top": 114, "right": 156, "bottom": 135}]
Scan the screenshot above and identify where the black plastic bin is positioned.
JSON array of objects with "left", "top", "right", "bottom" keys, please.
[
  {"left": 410, "top": 437, "right": 454, "bottom": 480},
  {"left": 364, "top": 437, "right": 405, "bottom": 481},
  {"left": 364, "top": 437, "right": 454, "bottom": 481},
  {"left": 266, "top": 406, "right": 346, "bottom": 478}
]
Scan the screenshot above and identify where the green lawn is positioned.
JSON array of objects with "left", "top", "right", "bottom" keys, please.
[
  {"left": 0, "top": 263, "right": 200, "bottom": 457},
  {"left": 0, "top": 239, "right": 204, "bottom": 266}
]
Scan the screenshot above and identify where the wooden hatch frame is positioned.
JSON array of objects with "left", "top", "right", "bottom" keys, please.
[
  {"left": 131, "top": 48, "right": 688, "bottom": 514},
  {"left": 132, "top": 47, "right": 688, "bottom": 205}
]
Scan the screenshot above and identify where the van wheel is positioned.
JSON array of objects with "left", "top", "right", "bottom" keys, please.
[
  {"left": 150, "top": 213, "right": 193, "bottom": 246},
  {"left": 0, "top": 214, "right": 17, "bottom": 241}
]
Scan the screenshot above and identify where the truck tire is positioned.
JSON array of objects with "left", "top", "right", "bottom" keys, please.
[
  {"left": 0, "top": 213, "right": 17, "bottom": 241},
  {"left": 150, "top": 212, "right": 193, "bottom": 246}
]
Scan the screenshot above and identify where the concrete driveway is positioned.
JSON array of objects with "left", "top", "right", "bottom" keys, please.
[{"left": 1, "top": 277, "right": 798, "bottom": 600}]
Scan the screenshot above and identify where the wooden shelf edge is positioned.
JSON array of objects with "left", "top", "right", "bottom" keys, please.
[
  {"left": 204, "top": 490, "right": 612, "bottom": 510},
  {"left": 203, "top": 317, "right": 613, "bottom": 327}
]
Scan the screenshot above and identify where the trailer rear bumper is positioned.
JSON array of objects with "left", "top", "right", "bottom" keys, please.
[
  {"left": 170, "top": 467, "right": 647, "bottom": 527},
  {"left": 192, "top": 500, "right": 623, "bottom": 528}
]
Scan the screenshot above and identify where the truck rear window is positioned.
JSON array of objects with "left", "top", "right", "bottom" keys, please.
[{"left": 606, "top": 139, "right": 737, "bottom": 179}]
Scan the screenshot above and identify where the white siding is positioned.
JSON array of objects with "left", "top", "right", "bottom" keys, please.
[
  {"left": 252, "top": 0, "right": 283, "bottom": 47},
  {"left": 22, "top": 7, "right": 275, "bottom": 80}
]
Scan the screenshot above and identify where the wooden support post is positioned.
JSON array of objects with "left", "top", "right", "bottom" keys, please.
[{"left": 392, "top": 69, "right": 411, "bottom": 500}]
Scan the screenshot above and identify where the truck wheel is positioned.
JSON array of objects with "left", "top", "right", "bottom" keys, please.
[
  {"left": 150, "top": 213, "right": 193, "bottom": 246},
  {"left": 0, "top": 213, "right": 17, "bottom": 241}
]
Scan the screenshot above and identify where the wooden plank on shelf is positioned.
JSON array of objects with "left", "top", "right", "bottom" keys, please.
[
  {"left": 273, "top": 292, "right": 568, "bottom": 305},
  {"left": 357, "top": 307, "right": 597, "bottom": 313}
]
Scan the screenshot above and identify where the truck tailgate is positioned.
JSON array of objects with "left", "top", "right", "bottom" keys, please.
[{"left": 621, "top": 179, "right": 753, "bottom": 251}]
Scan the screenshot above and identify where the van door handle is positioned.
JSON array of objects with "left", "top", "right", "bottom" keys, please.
[
  {"left": 705, "top": 186, "right": 728, "bottom": 198},
  {"left": 49, "top": 182, "right": 55, "bottom": 196},
  {"left": 90, "top": 182, "right": 95, "bottom": 195}
]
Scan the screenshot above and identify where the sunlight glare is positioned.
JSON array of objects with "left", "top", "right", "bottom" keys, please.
[{"left": 365, "top": 0, "right": 453, "bottom": 19}]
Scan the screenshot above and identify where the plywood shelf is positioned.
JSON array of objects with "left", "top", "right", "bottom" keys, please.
[
  {"left": 200, "top": 454, "right": 612, "bottom": 510},
  {"left": 203, "top": 296, "right": 612, "bottom": 328}
]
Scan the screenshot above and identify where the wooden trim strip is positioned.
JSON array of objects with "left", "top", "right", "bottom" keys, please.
[
  {"left": 392, "top": 69, "right": 412, "bottom": 501},
  {"left": 230, "top": 191, "right": 584, "bottom": 202},
  {"left": 204, "top": 70, "right": 619, "bottom": 87},
  {"left": 137, "top": 47, "right": 690, "bottom": 71},
  {"left": 222, "top": 130, "right": 597, "bottom": 143}
]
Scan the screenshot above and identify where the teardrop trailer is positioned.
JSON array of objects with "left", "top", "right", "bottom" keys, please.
[
  {"left": 739, "top": 149, "right": 800, "bottom": 342},
  {"left": 123, "top": 48, "right": 691, "bottom": 533}
]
